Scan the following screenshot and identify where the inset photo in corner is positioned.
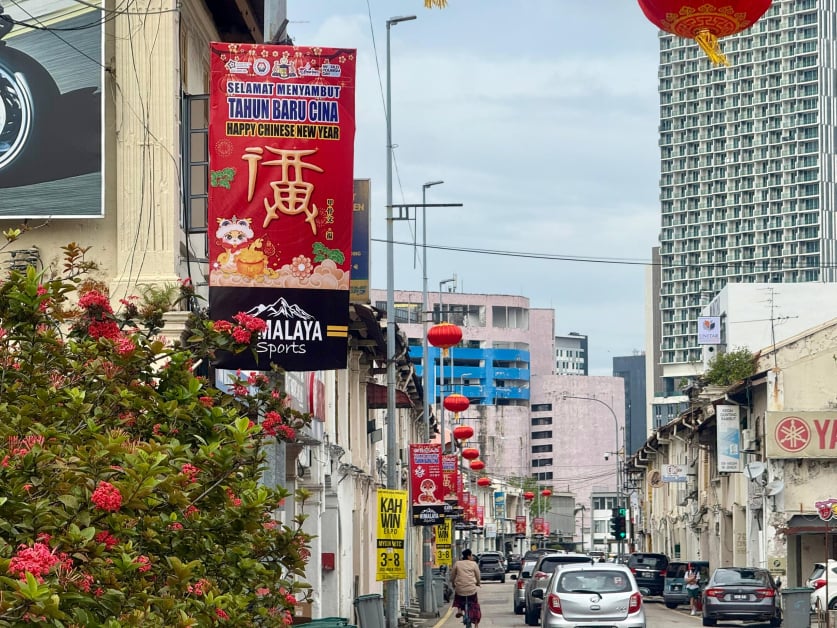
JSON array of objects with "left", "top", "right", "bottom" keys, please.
[{"left": 0, "top": 0, "right": 103, "bottom": 218}]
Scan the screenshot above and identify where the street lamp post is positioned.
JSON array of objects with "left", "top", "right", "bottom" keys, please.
[
  {"left": 421, "top": 180, "right": 443, "bottom": 446},
  {"left": 561, "top": 393, "right": 623, "bottom": 556},
  {"left": 385, "top": 14, "right": 416, "bottom": 628},
  {"left": 418, "top": 182, "right": 443, "bottom": 616}
]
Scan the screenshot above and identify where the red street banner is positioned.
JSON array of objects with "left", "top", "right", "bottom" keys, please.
[
  {"left": 476, "top": 505, "right": 484, "bottom": 528},
  {"left": 533, "top": 517, "right": 545, "bottom": 535},
  {"left": 410, "top": 444, "right": 445, "bottom": 526},
  {"left": 207, "top": 42, "right": 357, "bottom": 371},
  {"left": 442, "top": 454, "right": 459, "bottom": 518},
  {"left": 515, "top": 515, "right": 526, "bottom": 535},
  {"left": 469, "top": 494, "right": 477, "bottom": 522},
  {"left": 544, "top": 520, "right": 550, "bottom": 536}
]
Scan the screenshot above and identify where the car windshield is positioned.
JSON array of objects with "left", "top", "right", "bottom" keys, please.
[
  {"left": 539, "top": 556, "right": 592, "bottom": 573},
  {"left": 713, "top": 568, "right": 770, "bottom": 586},
  {"left": 557, "top": 570, "right": 632, "bottom": 594},
  {"left": 629, "top": 555, "right": 666, "bottom": 569},
  {"left": 521, "top": 560, "right": 537, "bottom": 574},
  {"left": 480, "top": 558, "right": 500, "bottom": 566},
  {"left": 809, "top": 564, "right": 825, "bottom": 581}
]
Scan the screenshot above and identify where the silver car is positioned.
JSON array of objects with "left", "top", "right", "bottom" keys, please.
[
  {"left": 524, "top": 552, "right": 595, "bottom": 625},
  {"left": 512, "top": 558, "right": 538, "bottom": 614},
  {"left": 532, "top": 563, "right": 646, "bottom": 628}
]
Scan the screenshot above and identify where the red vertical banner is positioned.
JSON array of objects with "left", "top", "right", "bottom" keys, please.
[
  {"left": 533, "top": 517, "right": 544, "bottom": 535},
  {"left": 515, "top": 515, "right": 527, "bottom": 535},
  {"left": 469, "top": 494, "right": 478, "bottom": 522},
  {"left": 544, "top": 520, "right": 550, "bottom": 536},
  {"left": 410, "top": 444, "right": 445, "bottom": 526},
  {"left": 207, "top": 43, "right": 357, "bottom": 371},
  {"left": 476, "top": 505, "right": 484, "bottom": 528},
  {"left": 442, "top": 454, "right": 459, "bottom": 519}
]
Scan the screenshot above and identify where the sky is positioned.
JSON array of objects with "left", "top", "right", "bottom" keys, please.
[{"left": 287, "top": 1, "right": 663, "bottom": 375}]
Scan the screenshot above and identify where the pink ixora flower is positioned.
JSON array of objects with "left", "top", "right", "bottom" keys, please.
[
  {"left": 91, "top": 481, "right": 122, "bottom": 512},
  {"left": 216, "top": 608, "right": 230, "bottom": 621},
  {"left": 94, "top": 530, "right": 119, "bottom": 549},
  {"left": 232, "top": 312, "right": 267, "bottom": 333},
  {"left": 180, "top": 463, "right": 200, "bottom": 482},
  {"left": 8, "top": 542, "right": 60, "bottom": 582},
  {"left": 133, "top": 555, "right": 151, "bottom": 573}
]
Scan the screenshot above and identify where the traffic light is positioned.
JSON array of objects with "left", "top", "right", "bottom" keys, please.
[
  {"left": 610, "top": 507, "right": 628, "bottom": 540},
  {"left": 609, "top": 508, "right": 620, "bottom": 537}
]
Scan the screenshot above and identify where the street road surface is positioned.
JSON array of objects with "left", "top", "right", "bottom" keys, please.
[{"left": 434, "top": 579, "right": 782, "bottom": 628}]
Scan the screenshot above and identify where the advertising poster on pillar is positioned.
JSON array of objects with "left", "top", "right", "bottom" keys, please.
[
  {"left": 207, "top": 42, "right": 357, "bottom": 372},
  {"left": 442, "top": 454, "right": 459, "bottom": 518},
  {"left": 515, "top": 515, "right": 526, "bottom": 536},
  {"left": 410, "top": 444, "right": 446, "bottom": 526}
]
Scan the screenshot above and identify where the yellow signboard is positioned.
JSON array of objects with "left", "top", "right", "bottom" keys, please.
[
  {"left": 376, "top": 489, "right": 407, "bottom": 581},
  {"left": 435, "top": 518, "right": 453, "bottom": 566}
]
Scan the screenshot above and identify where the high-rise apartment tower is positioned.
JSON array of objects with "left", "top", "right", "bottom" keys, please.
[{"left": 656, "top": 0, "right": 836, "bottom": 383}]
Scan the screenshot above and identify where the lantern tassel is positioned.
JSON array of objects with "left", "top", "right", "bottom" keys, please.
[
  {"left": 693, "top": 30, "right": 729, "bottom": 67},
  {"left": 424, "top": 0, "right": 447, "bottom": 7}
]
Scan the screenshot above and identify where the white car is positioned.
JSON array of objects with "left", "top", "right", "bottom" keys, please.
[
  {"left": 533, "top": 563, "right": 646, "bottom": 628},
  {"left": 808, "top": 559, "right": 837, "bottom": 610}
]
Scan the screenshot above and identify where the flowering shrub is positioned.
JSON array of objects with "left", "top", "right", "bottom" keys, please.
[{"left": 0, "top": 245, "right": 313, "bottom": 626}]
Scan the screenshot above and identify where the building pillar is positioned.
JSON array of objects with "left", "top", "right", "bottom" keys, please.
[{"left": 113, "top": 0, "right": 181, "bottom": 296}]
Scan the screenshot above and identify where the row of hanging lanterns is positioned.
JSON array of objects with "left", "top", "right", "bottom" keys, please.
[{"left": 523, "top": 489, "right": 553, "bottom": 500}]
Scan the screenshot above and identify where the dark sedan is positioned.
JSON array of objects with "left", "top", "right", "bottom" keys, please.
[
  {"left": 506, "top": 554, "right": 522, "bottom": 572},
  {"left": 701, "top": 566, "right": 781, "bottom": 626},
  {"left": 478, "top": 555, "right": 506, "bottom": 583}
]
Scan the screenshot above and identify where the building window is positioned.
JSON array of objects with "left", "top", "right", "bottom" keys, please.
[
  {"left": 531, "top": 444, "right": 553, "bottom": 454},
  {"left": 531, "top": 403, "right": 552, "bottom": 412},
  {"left": 592, "top": 496, "right": 617, "bottom": 510},
  {"left": 531, "top": 417, "right": 552, "bottom": 426},
  {"left": 531, "top": 472, "right": 553, "bottom": 481},
  {"left": 492, "top": 306, "right": 529, "bottom": 330},
  {"left": 532, "top": 431, "right": 552, "bottom": 440},
  {"left": 531, "top": 458, "right": 553, "bottom": 467}
]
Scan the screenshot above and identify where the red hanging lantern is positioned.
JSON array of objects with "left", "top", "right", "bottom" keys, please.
[
  {"left": 427, "top": 322, "right": 462, "bottom": 356},
  {"left": 444, "top": 393, "right": 470, "bottom": 414},
  {"left": 452, "top": 425, "right": 474, "bottom": 441},
  {"left": 541, "top": 489, "right": 552, "bottom": 498},
  {"left": 523, "top": 491, "right": 535, "bottom": 501},
  {"left": 470, "top": 459, "right": 485, "bottom": 471},
  {"left": 637, "top": 1, "right": 771, "bottom": 66},
  {"left": 476, "top": 477, "right": 491, "bottom": 487},
  {"left": 461, "top": 447, "right": 479, "bottom": 460}
]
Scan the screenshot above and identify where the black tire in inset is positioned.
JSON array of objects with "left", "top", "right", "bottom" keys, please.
[{"left": 0, "top": 43, "right": 60, "bottom": 186}]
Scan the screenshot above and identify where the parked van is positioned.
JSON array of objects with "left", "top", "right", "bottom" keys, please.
[{"left": 664, "top": 560, "right": 710, "bottom": 609}]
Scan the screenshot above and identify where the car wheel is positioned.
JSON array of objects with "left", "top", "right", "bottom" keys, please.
[
  {"left": 702, "top": 616, "right": 717, "bottom": 626},
  {"left": 829, "top": 597, "right": 837, "bottom": 610},
  {"left": 664, "top": 602, "right": 678, "bottom": 609},
  {"left": 501, "top": 576, "right": 506, "bottom": 584},
  {"left": 524, "top": 605, "right": 538, "bottom": 626},
  {"left": 770, "top": 616, "right": 781, "bottom": 627},
  {"left": 514, "top": 604, "right": 524, "bottom": 615}
]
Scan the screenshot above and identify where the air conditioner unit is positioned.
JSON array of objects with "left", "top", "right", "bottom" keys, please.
[{"left": 741, "top": 428, "right": 759, "bottom": 453}]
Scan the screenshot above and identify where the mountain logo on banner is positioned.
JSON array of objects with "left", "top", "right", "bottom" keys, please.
[
  {"left": 247, "top": 297, "right": 314, "bottom": 321},
  {"left": 246, "top": 297, "right": 324, "bottom": 348}
]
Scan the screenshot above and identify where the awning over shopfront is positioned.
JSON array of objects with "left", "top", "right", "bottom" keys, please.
[{"left": 366, "top": 383, "right": 414, "bottom": 409}]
